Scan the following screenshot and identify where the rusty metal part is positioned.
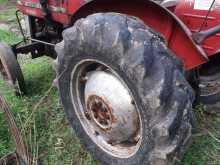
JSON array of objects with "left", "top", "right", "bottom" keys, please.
[
  {"left": 0, "top": 43, "right": 26, "bottom": 95},
  {"left": 84, "top": 71, "right": 139, "bottom": 143},
  {"left": 70, "top": 60, "right": 142, "bottom": 158},
  {"left": 0, "top": 93, "right": 29, "bottom": 165},
  {"left": 86, "top": 95, "right": 113, "bottom": 130},
  {"left": 192, "top": 24, "right": 220, "bottom": 44}
]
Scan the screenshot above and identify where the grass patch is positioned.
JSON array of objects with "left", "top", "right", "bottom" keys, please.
[
  {"left": 0, "top": 0, "right": 7, "bottom": 5},
  {"left": 0, "top": 57, "right": 97, "bottom": 164},
  {"left": 0, "top": 29, "right": 21, "bottom": 44},
  {"left": 0, "top": 8, "right": 16, "bottom": 23},
  {"left": 178, "top": 106, "right": 220, "bottom": 165}
]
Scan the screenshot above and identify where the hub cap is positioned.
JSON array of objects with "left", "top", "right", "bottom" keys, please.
[{"left": 71, "top": 60, "right": 142, "bottom": 158}]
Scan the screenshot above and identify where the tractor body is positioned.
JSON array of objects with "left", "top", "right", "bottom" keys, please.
[
  {"left": 175, "top": 0, "right": 220, "bottom": 57},
  {"left": 15, "top": 0, "right": 220, "bottom": 70}
]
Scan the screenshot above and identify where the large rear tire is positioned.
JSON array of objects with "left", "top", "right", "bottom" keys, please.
[{"left": 55, "top": 13, "right": 194, "bottom": 165}]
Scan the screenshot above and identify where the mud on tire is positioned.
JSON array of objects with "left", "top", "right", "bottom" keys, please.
[{"left": 55, "top": 13, "right": 195, "bottom": 165}]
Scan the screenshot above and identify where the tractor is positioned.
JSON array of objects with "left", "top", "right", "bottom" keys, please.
[{"left": 0, "top": 0, "right": 220, "bottom": 164}]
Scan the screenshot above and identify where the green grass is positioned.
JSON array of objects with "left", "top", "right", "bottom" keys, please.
[
  {"left": 0, "top": 0, "right": 7, "bottom": 5},
  {"left": 0, "top": 55, "right": 97, "bottom": 164},
  {"left": 0, "top": 0, "right": 16, "bottom": 23},
  {"left": 0, "top": 29, "right": 21, "bottom": 44},
  {"left": 180, "top": 119, "right": 220, "bottom": 165},
  {"left": 0, "top": 8, "right": 16, "bottom": 23}
]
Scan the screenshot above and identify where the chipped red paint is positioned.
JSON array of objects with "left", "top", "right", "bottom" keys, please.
[{"left": 17, "top": 0, "right": 214, "bottom": 70}]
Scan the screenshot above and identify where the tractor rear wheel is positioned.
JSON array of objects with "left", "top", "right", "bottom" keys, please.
[{"left": 55, "top": 13, "right": 194, "bottom": 165}]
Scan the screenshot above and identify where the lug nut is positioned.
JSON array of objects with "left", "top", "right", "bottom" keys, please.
[
  {"left": 85, "top": 111, "right": 91, "bottom": 120},
  {"left": 81, "top": 76, "right": 88, "bottom": 82}
]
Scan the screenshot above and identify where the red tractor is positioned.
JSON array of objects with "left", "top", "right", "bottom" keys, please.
[{"left": 0, "top": 0, "right": 220, "bottom": 164}]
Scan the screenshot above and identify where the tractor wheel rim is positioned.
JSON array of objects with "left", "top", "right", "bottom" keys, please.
[{"left": 70, "top": 59, "right": 142, "bottom": 158}]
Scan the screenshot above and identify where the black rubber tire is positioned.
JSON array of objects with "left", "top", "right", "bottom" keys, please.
[
  {"left": 0, "top": 43, "right": 26, "bottom": 95},
  {"left": 199, "top": 74, "right": 220, "bottom": 113},
  {"left": 55, "top": 13, "right": 194, "bottom": 165},
  {"left": 200, "top": 90, "right": 220, "bottom": 105}
]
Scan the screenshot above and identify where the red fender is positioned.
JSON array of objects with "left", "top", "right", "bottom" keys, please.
[
  {"left": 69, "top": 0, "right": 207, "bottom": 70},
  {"left": 17, "top": 0, "right": 208, "bottom": 70}
]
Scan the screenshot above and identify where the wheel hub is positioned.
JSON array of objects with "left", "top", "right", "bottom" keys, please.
[
  {"left": 84, "top": 71, "right": 139, "bottom": 144},
  {"left": 87, "top": 95, "right": 113, "bottom": 130}
]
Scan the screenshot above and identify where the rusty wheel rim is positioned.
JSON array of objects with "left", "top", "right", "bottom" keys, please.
[{"left": 70, "top": 59, "right": 142, "bottom": 158}]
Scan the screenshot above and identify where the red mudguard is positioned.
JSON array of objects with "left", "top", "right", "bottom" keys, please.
[{"left": 17, "top": 0, "right": 208, "bottom": 70}]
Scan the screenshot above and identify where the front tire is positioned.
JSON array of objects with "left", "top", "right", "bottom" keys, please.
[
  {"left": 0, "top": 43, "right": 25, "bottom": 95},
  {"left": 55, "top": 13, "right": 194, "bottom": 165}
]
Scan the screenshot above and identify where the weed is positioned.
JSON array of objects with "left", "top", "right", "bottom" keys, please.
[
  {"left": 0, "top": 8, "right": 16, "bottom": 23},
  {"left": 0, "top": 29, "right": 21, "bottom": 44}
]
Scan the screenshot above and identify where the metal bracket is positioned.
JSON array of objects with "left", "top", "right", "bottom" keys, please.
[{"left": 192, "top": 24, "right": 220, "bottom": 44}]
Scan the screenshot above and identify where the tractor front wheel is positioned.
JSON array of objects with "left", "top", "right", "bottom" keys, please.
[
  {"left": 55, "top": 13, "right": 194, "bottom": 165},
  {"left": 0, "top": 43, "right": 25, "bottom": 95}
]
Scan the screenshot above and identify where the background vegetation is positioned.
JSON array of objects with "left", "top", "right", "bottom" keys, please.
[{"left": 0, "top": 1, "right": 220, "bottom": 164}]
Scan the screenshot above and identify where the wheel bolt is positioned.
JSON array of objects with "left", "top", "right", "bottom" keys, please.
[
  {"left": 81, "top": 76, "right": 88, "bottom": 82},
  {"left": 85, "top": 111, "right": 91, "bottom": 120}
]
